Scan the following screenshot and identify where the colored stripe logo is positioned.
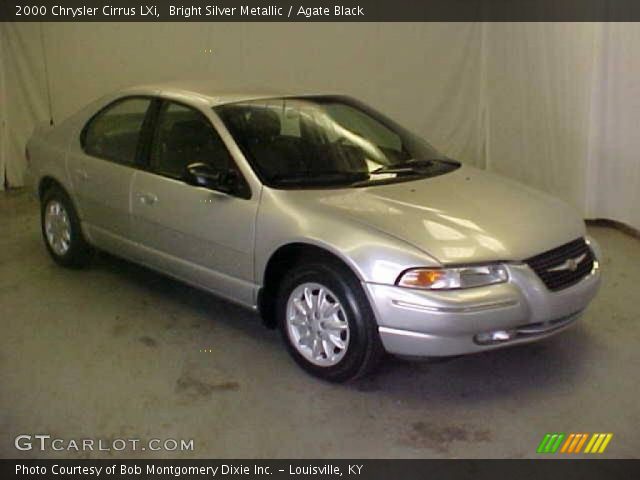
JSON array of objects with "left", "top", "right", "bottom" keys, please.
[{"left": 537, "top": 433, "right": 613, "bottom": 454}]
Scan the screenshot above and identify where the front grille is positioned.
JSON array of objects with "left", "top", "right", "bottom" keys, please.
[{"left": 525, "top": 238, "right": 595, "bottom": 291}]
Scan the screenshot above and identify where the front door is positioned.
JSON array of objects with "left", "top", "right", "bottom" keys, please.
[{"left": 130, "top": 100, "right": 258, "bottom": 306}]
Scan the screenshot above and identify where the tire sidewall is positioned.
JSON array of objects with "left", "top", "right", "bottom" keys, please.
[{"left": 277, "top": 262, "right": 376, "bottom": 382}]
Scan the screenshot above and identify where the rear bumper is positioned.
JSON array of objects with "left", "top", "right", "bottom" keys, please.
[{"left": 364, "top": 242, "right": 601, "bottom": 357}]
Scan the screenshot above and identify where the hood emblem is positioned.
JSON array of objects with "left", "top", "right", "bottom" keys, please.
[{"left": 547, "top": 253, "right": 587, "bottom": 273}]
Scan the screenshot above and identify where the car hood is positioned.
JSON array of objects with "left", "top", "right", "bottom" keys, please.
[{"left": 286, "top": 165, "right": 586, "bottom": 264}]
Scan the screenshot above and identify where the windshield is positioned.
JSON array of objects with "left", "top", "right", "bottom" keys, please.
[{"left": 215, "top": 96, "right": 459, "bottom": 188}]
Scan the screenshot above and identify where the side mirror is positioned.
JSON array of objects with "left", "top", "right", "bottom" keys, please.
[{"left": 185, "top": 162, "right": 239, "bottom": 195}]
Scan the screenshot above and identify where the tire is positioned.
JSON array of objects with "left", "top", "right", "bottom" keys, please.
[
  {"left": 41, "top": 185, "right": 93, "bottom": 268},
  {"left": 277, "top": 261, "right": 384, "bottom": 382}
]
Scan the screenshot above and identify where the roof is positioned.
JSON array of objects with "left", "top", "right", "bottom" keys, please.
[{"left": 121, "top": 80, "right": 322, "bottom": 106}]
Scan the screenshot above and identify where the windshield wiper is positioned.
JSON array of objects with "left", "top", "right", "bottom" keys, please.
[
  {"left": 371, "top": 158, "right": 437, "bottom": 174},
  {"left": 270, "top": 171, "right": 369, "bottom": 186}
]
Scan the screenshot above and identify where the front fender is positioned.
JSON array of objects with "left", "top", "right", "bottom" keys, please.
[{"left": 254, "top": 188, "right": 440, "bottom": 286}]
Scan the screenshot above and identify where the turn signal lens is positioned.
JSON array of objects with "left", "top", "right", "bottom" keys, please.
[
  {"left": 396, "top": 265, "right": 508, "bottom": 290},
  {"left": 397, "top": 269, "right": 446, "bottom": 288}
]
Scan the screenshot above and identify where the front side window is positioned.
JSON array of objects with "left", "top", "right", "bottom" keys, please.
[
  {"left": 150, "top": 101, "right": 234, "bottom": 179},
  {"left": 215, "top": 96, "right": 459, "bottom": 189},
  {"left": 82, "top": 97, "right": 151, "bottom": 165}
]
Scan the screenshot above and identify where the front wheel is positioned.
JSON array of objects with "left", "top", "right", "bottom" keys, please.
[{"left": 277, "top": 262, "right": 384, "bottom": 382}]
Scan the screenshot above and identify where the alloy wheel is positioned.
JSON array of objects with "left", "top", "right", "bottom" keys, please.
[
  {"left": 285, "top": 282, "right": 350, "bottom": 367},
  {"left": 44, "top": 200, "right": 71, "bottom": 256}
]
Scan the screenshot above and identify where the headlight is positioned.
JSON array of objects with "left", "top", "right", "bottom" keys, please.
[{"left": 396, "top": 265, "right": 508, "bottom": 290}]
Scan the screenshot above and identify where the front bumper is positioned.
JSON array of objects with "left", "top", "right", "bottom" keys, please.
[{"left": 364, "top": 247, "right": 601, "bottom": 357}]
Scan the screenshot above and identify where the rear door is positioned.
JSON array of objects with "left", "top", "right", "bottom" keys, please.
[
  {"left": 68, "top": 96, "right": 155, "bottom": 249},
  {"left": 129, "top": 99, "right": 258, "bottom": 306}
]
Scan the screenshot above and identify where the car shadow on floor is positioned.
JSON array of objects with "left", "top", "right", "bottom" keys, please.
[
  {"left": 92, "top": 250, "right": 281, "bottom": 348},
  {"left": 351, "top": 325, "right": 597, "bottom": 405}
]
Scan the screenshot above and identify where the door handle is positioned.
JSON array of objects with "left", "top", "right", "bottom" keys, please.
[
  {"left": 75, "top": 169, "right": 89, "bottom": 181},
  {"left": 136, "top": 192, "right": 158, "bottom": 205}
]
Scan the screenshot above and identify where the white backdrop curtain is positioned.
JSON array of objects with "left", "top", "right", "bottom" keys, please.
[
  {"left": 0, "top": 22, "right": 638, "bottom": 230},
  {"left": 484, "top": 23, "right": 597, "bottom": 210},
  {"left": 586, "top": 23, "right": 640, "bottom": 230},
  {"left": 0, "top": 24, "right": 8, "bottom": 189},
  {"left": 0, "top": 22, "right": 50, "bottom": 190},
  {"left": 485, "top": 22, "right": 640, "bottom": 231}
]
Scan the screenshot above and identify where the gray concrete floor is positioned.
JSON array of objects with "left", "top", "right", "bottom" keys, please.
[{"left": 1, "top": 188, "right": 638, "bottom": 459}]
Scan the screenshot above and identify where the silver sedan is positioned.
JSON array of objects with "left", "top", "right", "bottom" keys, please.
[{"left": 27, "top": 82, "right": 601, "bottom": 381}]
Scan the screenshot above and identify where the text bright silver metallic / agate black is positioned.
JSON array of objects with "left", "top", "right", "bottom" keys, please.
[{"left": 26, "top": 81, "right": 601, "bottom": 381}]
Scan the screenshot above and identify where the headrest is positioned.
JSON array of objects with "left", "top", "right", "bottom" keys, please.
[
  {"left": 227, "top": 107, "right": 280, "bottom": 141},
  {"left": 167, "top": 120, "right": 211, "bottom": 149}
]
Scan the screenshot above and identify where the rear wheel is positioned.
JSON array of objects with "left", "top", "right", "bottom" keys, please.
[
  {"left": 41, "top": 186, "right": 92, "bottom": 268},
  {"left": 277, "top": 261, "right": 384, "bottom": 382}
]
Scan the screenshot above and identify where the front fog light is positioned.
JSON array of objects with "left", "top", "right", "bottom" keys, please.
[{"left": 474, "top": 329, "right": 516, "bottom": 345}]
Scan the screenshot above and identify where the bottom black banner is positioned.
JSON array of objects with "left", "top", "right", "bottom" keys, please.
[{"left": 3, "top": 459, "right": 639, "bottom": 480}]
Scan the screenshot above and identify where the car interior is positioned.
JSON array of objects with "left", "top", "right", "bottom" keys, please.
[{"left": 220, "top": 104, "right": 372, "bottom": 181}]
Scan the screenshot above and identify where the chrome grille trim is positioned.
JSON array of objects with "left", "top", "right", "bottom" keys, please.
[{"left": 525, "top": 238, "right": 595, "bottom": 291}]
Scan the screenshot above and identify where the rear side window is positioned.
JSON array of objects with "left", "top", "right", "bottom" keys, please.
[{"left": 82, "top": 97, "right": 152, "bottom": 165}]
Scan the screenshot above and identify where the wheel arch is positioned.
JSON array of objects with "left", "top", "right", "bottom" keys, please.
[
  {"left": 258, "top": 242, "right": 363, "bottom": 328},
  {"left": 38, "top": 175, "right": 88, "bottom": 240},
  {"left": 38, "top": 175, "right": 66, "bottom": 200}
]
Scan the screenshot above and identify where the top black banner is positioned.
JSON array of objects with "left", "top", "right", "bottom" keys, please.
[{"left": 2, "top": 0, "right": 640, "bottom": 22}]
